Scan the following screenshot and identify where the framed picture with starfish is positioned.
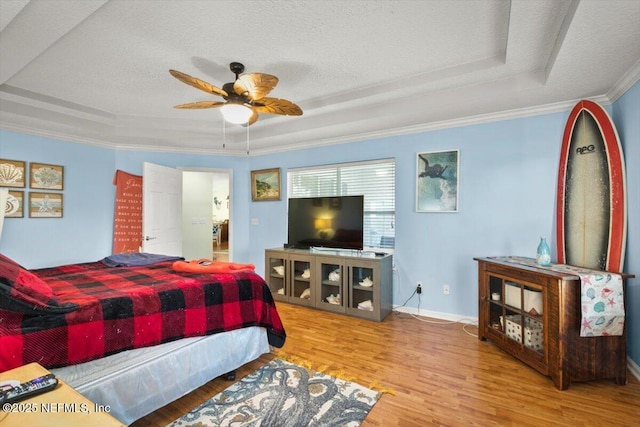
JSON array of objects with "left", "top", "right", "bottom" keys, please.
[{"left": 29, "top": 192, "right": 63, "bottom": 218}]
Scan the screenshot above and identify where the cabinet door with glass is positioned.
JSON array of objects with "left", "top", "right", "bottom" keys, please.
[
  {"left": 265, "top": 250, "right": 288, "bottom": 302},
  {"left": 489, "top": 276, "right": 545, "bottom": 346},
  {"left": 315, "top": 256, "right": 346, "bottom": 313},
  {"left": 287, "top": 253, "right": 315, "bottom": 307},
  {"left": 485, "top": 273, "right": 547, "bottom": 374},
  {"left": 345, "top": 259, "right": 381, "bottom": 321}
]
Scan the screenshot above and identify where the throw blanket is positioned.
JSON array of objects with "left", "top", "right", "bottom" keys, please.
[
  {"left": 492, "top": 256, "right": 625, "bottom": 337},
  {"left": 172, "top": 259, "right": 255, "bottom": 274},
  {"left": 577, "top": 272, "right": 624, "bottom": 337},
  {"left": 0, "top": 260, "right": 286, "bottom": 371},
  {"left": 101, "top": 252, "right": 184, "bottom": 267}
]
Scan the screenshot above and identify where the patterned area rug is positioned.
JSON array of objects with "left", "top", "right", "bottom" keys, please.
[{"left": 167, "top": 358, "right": 381, "bottom": 427}]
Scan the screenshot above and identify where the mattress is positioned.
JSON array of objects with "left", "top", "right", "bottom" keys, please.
[{"left": 52, "top": 326, "right": 270, "bottom": 425}]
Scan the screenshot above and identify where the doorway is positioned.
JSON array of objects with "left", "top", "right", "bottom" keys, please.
[
  {"left": 211, "top": 171, "right": 230, "bottom": 262},
  {"left": 181, "top": 168, "right": 232, "bottom": 262}
]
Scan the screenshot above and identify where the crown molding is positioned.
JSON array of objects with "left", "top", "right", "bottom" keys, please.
[
  {"left": 247, "top": 96, "right": 610, "bottom": 155},
  {"left": 0, "top": 87, "right": 630, "bottom": 158},
  {"left": 607, "top": 59, "right": 640, "bottom": 103}
]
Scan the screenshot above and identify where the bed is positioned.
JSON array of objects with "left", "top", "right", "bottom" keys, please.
[{"left": 0, "top": 253, "right": 286, "bottom": 425}]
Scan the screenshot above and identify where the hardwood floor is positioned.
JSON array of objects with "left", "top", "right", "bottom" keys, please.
[
  {"left": 133, "top": 303, "right": 640, "bottom": 427},
  {"left": 212, "top": 240, "right": 229, "bottom": 262}
]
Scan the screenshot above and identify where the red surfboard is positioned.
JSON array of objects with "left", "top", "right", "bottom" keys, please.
[{"left": 556, "top": 99, "right": 627, "bottom": 273}]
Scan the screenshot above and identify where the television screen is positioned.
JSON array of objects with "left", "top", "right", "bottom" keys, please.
[{"left": 287, "top": 196, "right": 364, "bottom": 250}]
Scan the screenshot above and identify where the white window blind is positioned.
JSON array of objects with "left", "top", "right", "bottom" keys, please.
[{"left": 288, "top": 159, "right": 395, "bottom": 249}]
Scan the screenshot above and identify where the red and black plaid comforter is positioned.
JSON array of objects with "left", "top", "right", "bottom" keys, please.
[{"left": 0, "top": 261, "right": 285, "bottom": 371}]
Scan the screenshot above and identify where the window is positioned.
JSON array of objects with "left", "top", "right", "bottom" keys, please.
[{"left": 288, "top": 159, "right": 395, "bottom": 249}]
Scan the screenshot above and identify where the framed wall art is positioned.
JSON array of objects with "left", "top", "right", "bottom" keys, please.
[
  {"left": 29, "top": 192, "right": 63, "bottom": 218},
  {"left": 251, "top": 168, "right": 281, "bottom": 201},
  {"left": 416, "top": 149, "right": 459, "bottom": 213},
  {"left": 0, "top": 159, "right": 26, "bottom": 188},
  {"left": 5, "top": 191, "right": 24, "bottom": 218},
  {"left": 30, "top": 162, "right": 64, "bottom": 190}
]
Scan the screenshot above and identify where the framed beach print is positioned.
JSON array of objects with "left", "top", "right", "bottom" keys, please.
[
  {"left": 0, "top": 159, "right": 26, "bottom": 188},
  {"left": 30, "top": 162, "right": 64, "bottom": 190},
  {"left": 416, "top": 149, "right": 459, "bottom": 212},
  {"left": 29, "top": 192, "right": 63, "bottom": 218},
  {"left": 251, "top": 168, "right": 281, "bottom": 201},
  {"left": 5, "top": 191, "right": 24, "bottom": 218}
]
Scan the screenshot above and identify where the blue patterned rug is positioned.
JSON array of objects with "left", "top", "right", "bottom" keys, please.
[{"left": 166, "top": 358, "right": 381, "bottom": 427}]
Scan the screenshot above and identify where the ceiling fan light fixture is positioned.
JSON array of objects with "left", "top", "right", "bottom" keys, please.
[
  {"left": 220, "top": 103, "right": 252, "bottom": 124},
  {"left": 170, "top": 62, "right": 302, "bottom": 126}
]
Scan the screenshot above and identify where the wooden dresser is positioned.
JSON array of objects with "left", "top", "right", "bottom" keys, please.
[{"left": 475, "top": 257, "right": 633, "bottom": 390}]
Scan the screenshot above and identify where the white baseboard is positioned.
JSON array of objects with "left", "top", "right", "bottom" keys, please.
[
  {"left": 393, "top": 305, "right": 640, "bottom": 383},
  {"left": 628, "top": 357, "right": 640, "bottom": 382},
  {"left": 392, "top": 305, "right": 477, "bottom": 324}
]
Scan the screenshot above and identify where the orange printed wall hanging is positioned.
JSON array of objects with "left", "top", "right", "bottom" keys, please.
[{"left": 112, "top": 170, "right": 143, "bottom": 253}]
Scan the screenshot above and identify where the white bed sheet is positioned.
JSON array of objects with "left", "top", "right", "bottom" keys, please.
[{"left": 52, "top": 326, "right": 270, "bottom": 425}]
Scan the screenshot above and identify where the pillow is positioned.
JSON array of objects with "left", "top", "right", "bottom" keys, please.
[{"left": 0, "top": 257, "right": 77, "bottom": 314}]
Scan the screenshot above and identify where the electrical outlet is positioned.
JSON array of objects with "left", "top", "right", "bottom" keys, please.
[
  {"left": 416, "top": 282, "right": 422, "bottom": 294},
  {"left": 443, "top": 284, "right": 450, "bottom": 295}
]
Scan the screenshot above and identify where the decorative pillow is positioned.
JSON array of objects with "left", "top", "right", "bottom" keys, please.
[{"left": 0, "top": 257, "right": 77, "bottom": 314}]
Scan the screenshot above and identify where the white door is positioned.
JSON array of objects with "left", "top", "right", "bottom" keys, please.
[{"left": 142, "top": 162, "right": 183, "bottom": 256}]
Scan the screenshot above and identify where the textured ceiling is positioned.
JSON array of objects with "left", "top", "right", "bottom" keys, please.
[{"left": 0, "top": 0, "right": 639, "bottom": 155}]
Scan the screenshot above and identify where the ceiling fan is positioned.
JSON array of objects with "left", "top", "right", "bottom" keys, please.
[{"left": 169, "top": 62, "right": 302, "bottom": 125}]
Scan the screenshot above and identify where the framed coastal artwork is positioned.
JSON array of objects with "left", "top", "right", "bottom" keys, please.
[
  {"left": 0, "top": 159, "right": 26, "bottom": 188},
  {"left": 30, "top": 162, "right": 64, "bottom": 190},
  {"left": 5, "top": 191, "right": 24, "bottom": 218},
  {"left": 416, "top": 149, "right": 459, "bottom": 213},
  {"left": 251, "top": 168, "right": 281, "bottom": 201},
  {"left": 29, "top": 192, "right": 63, "bottom": 218}
]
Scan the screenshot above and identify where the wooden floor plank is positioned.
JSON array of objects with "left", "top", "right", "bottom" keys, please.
[{"left": 132, "top": 303, "right": 640, "bottom": 427}]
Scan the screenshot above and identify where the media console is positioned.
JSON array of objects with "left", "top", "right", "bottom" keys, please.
[{"left": 265, "top": 248, "right": 393, "bottom": 321}]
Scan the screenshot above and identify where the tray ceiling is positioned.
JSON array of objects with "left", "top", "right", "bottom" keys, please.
[{"left": 0, "top": 0, "right": 638, "bottom": 155}]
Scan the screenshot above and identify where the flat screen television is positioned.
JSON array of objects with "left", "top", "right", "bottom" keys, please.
[{"left": 287, "top": 196, "right": 364, "bottom": 250}]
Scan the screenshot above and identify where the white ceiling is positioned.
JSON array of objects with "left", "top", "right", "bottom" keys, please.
[{"left": 1, "top": 0, "right": 639, "bottom": 155}]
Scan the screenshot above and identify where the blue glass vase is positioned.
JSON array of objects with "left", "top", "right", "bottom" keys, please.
[{"left": 536, "top": 237, "right": 551, "bottom": 266}]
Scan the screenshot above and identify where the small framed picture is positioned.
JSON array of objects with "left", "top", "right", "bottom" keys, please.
[
  {"left": 251, "top": 168, "right": 281, "bottom": 201},
  {"left": 416, "top": 149, "right": 460, "bottom": 212},
  {"left": 0, "top": 159, "right": 26, "bottom": 188},
  {"left": 29, "top": 192, "right": 63, "bottom": 218},
  {"left": 30, "top": 162, "right": 64, "bottom": 190},
  {"left": 5, "top": 190, "right": 24, "bottom": 218}
]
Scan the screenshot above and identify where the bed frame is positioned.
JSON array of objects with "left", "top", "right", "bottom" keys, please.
[{"left": 52, "top": 327, "right": 271, "bottom": 425}]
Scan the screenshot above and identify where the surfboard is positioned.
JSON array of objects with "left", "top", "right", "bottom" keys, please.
[{"left": 556, "top": 99, "right": 627, "bottom": 273}]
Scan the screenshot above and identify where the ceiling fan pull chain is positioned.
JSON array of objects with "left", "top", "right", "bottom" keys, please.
[
  {"left": 246, "top": 122, "right": 250, "bottom": 155},
  {"left": 222, "top": 119, "right": 226, "bottom": 148}
]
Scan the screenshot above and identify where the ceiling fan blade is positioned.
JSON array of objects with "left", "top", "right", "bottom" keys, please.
[
  {"left": 253, "top": 97, "right": 303, "bottom": 116},
  {"left": 234, "top": 73, "right": 278, "bottom": 100},
  {"left": 169, "top": 69, "right": 228, "bottom": 97},
  {"left": 173, "top": 101, "right": 225, "bottom": 109}
]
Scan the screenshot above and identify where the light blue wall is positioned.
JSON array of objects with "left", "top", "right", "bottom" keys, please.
[
  {"left": 612, "top": 81, "right": 640, "bottom": 366},
  {"left": 0, "top": 81, "right": 638, "bottom": 366},
  {"left": 0, "top": 134, "right": 115, "bottom": 267},
  {"left": 247, "top": 112, "right": 565, "bottom": 319}
]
